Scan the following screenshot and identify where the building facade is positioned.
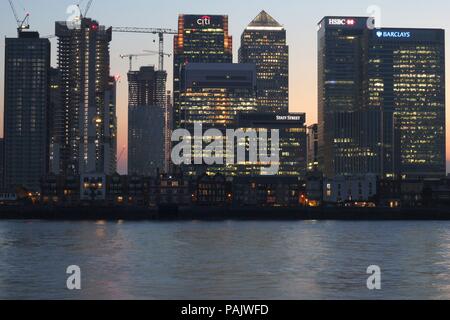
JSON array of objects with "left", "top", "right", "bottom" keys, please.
[
  {"left": 318, "top": 17, "right": 446, "bottom": 180},
  {"left": 179, "top": 63, "right": 257, "bottom": 128},
  {"left": 55, "top": 18, "right": 116, "bottom": 176},
  {"left": 365, "top": 28, "right": 446, "bottom": 180},
  {"left": 318, "top": 17, "right": 373, "bottom": 178},
  {"left": 307, "top": 124, "right": 319, "bottom": 172},
  {"left": 237, "top": 113, "right": 307, "bottom": 178},
  {"left": 128, "top": 66, "right": 167, "bottom": 176},
  {"left": 4, "top": 31, "right": 51, "bottom": 192},
  {"left": 239, "top": 10, "right": 289, "bottom": 114},
  {"left": 173, "top": 14, "right": 233, "bottom": 129}
]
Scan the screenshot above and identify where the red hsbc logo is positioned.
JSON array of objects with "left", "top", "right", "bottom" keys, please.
[
  {"left": 197, "top": 16, "right": 211, "bottom": 26},
  {"left": 329, "top": 18, "right": 356, "bottom": 26}
]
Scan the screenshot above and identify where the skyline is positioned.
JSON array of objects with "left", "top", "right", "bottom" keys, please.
[{"left": 1, "top": 0, "right": 450, "bottom": 174}]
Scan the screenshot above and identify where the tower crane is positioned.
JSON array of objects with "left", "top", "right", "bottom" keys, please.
[
  {"left": 119, "top": 52, "right": 159, "bottom": 72},
  {"left": 78, "top": 0, "right": 95, "bottom": 18},
  {"left": 143, "top": 50, "right": 171, "bottom": 59},
  {"left": 112, "top": 27, "right": 177, "bottom": 71},
  {"left": 8, "top": 0, "right": 30, "bottom": 34}
]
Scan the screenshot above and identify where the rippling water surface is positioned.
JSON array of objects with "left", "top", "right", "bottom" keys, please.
[{"left": 1, "top": 220, "right": 450, "bottom": 300}]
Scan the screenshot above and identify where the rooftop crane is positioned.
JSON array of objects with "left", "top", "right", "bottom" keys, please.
[
  {"left": 112, "top": 27, "right": 177, "bottom": 71},
  {"left": 119, "top": 52, "right": 159, "bottom": 71},
  {"left": 83, "top": 0, "right": 94, "bottom": 17},
  {"left": 143, "top": 49, "right": 171, "bottom": 58},
  {"left": 8, "top": 0, "right": 30, "bottom": 34},
  {"left": 77, "top": 0, "right": 95, "bottom": 18}
]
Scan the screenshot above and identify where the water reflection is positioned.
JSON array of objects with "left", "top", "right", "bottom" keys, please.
[{"left": 1, "top": 221, "right": 450, "bottom": 299}]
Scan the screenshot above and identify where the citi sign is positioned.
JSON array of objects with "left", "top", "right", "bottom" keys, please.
[
  {"left": 328, "top": 18, "right": 356, "bottom": 26},
  {"left": 197, "top": 16, "right": 211, "bottom": 26},
  {"left": 376, "top": 31, "right": 411, "bottom": 38}
]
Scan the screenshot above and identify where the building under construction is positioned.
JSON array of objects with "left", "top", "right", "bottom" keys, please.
[
  {"left": 127, "top": 66, "right": 167, "bottom": 176},
  {"left": 54, "top": 17, "right": 117, "bottom": 176}
]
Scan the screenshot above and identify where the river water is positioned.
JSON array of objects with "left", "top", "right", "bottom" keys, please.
[{"left": 1, "top": 220, "right": 450, "bottom": 300}]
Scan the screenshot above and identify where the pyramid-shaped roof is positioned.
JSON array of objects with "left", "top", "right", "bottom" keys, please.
[{"left": 247, "top": 10, "right": 283, "bottom": 30}]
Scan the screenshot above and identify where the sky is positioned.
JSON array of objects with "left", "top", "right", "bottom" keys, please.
[{"left": 1, "top": 0, "right": 450, "bottom": 174}]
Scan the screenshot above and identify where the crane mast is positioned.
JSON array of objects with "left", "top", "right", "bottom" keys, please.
[
  {"left": 113, "top": 27, "right": 177, "bottom": 71},
  {"left": 8, "top": 0, "right": 30, "bottom": 34}
]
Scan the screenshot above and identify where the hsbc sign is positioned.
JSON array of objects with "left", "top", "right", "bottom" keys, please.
[{"left": 328, "top": 18, "right": 356, "bottom": 26}]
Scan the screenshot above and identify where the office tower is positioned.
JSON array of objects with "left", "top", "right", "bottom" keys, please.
[
  {"left": 318, "top": 17, "right": 446, "bottom": 180},
  {"left": 237, "top": 113, "right": 307, "bottom": 178},
  {"left": 55, "top": 17, "right": 116, "bottom": 176},
  {"left": 239, "top": 10, "right": 289, "bottom": 114},
  {"left": 128, "top": 66, "right": 166, "bottom": 176},
  {"left": 3, "top": 31, "right": 50, "bottom": 192},
  {"left": 179, "top": 63, "right": 257, "bottom": 128},
  {"left": 104, "top": 76, "right": 118, "bottom": 175},
  {"left": 164, "top": 91, "right": 173, "bottom": 173},
  {"left": 366, "top": 28, "right": 446, "bottom": 179},
  {"left": 307, "top": 124, "right": 319, "bottom": 172},
  {"left": 49, "top": 68, "right": 63, "bottom": 175},
  {"left": 317, "top": 17, "right": 374, "bottom": 178},
  {"left": 173, "top": 14, "right": 233, "bottom": 129}
]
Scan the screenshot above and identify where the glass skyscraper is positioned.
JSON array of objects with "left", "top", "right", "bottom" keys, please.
[
  {"left": 318, "top": 17, "right": 373, "bottom": 178},
  {"left": 318, "top": 17, "right": 446, "bottom": 179},
  {"left": 365, "top": 28, "right": 446, "bottom": 179},
  {"left": 3, "top": 31, "right": 51, "bottom": 192},
  {"left": 239, "top": 10, "right": 289, "bottom": 114},
  {"left": 236, "top": 113, "right": 307, "bottom": 178},
  {"left": 173, "top": 14, "right": 233, "bottom": 129},
  {"left": 179, "top": 63, "right": 257, "bottom": 128}
]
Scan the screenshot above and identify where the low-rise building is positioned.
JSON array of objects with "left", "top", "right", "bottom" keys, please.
[
  {"left": 193, "top": 174, "right": 232, "bottom": 207},
  {"left": 323, "top": 175, "right": 377, "bottom": 206},
  {"left": 233, "top": 176, "right": 303, "bottom": 207}
]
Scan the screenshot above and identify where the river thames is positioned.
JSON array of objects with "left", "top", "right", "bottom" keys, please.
[{"left": 1, "top": 220, "right": 450, "bottom": 300}]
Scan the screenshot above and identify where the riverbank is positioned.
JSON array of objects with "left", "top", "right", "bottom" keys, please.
[{"left": 0, "top": 205, "right": 450, "bottom": 221}]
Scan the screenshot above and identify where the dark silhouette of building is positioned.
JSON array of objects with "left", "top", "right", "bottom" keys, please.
[
  {"left": 307, "top": 124, "right": 319, "bottom": 172},
  {"left": 127, "top": 66, "right": 166, "bottom": 176},
  {"left": 239, "top": 10, "right": 289, "bottom": 114},
  {"left": 55, "top": 17, "right": 116, "bottom": 176},
  {"left": 4, "top": 31, "right": 50, "bottom": 192},
  {"left": 48, "top": 68, "right": 64, "bottom": 175}
]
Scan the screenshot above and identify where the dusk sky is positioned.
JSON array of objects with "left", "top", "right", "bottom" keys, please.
[{"left": 1, "top": 0, "right": 449, "bottom": 174}]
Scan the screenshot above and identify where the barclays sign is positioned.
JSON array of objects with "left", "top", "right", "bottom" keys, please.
[{"left": 376, "top": 30, "right": 411, "bottom": 38}]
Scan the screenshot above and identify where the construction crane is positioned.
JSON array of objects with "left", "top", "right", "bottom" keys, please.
[
  {"left": 8, "top": 0, "right": 30, "bottom": 34},
  {"left": 78, "top": 0, "right": 95, "bottom": 18},
  {"left": 112, "top": 27, "right": 177, "bottom": 71},
  {"left": 143, "top": 49, "right": 171, "bottom": 58},
  {"left": 119, "top": 52, "right": 159, "bottom": 71}
]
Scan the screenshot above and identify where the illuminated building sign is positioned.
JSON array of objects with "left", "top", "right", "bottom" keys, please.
[
  {"left": 328, "top": 18, "right": 356, "bottom": 26},
  {"left": 197, "top": 16, "right": 211, "bottom": 27},
  {"left": 276, "top": 115, "right": 303, "bottom": 121},
  {"left": 376, "top": 30, "right": 411, "bottom": 38}
]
